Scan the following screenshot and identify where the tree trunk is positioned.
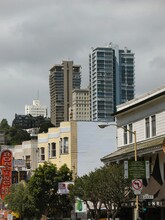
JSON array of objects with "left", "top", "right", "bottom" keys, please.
[
  {"left": 107, "top": 210, "right": 111, "bottom": 220},
  {"left": 112, "top": 210, "right": 118, "bottom": 220}
]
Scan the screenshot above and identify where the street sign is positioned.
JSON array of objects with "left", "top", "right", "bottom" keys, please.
[
  {"left": 124, "top": 161, "right": 150, "bottom": 179},
  {"left": 132, "top": 179, "right": 143, "bottom": 195},
  {"left": 142, "top": 194, "right": 154, "bottom": 200}
]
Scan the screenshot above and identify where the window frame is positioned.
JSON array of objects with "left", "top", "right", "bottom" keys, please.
[
  {"left": 123, "top": 125, "right": 128, "bottom": 145},
  {"left": 40, "top": 147, "right": 45, "bottom": 161},
  {"left": 51, "top": 142, "right": 56, "bottom": 158},
  {"left": 151, "top": 115, "right": 156, "bottom": 137},
  {"left": 145, "top": 117, "right": 150, "bottom": 138},
  {"left": 63, "top": 137, "right": 69, "bottom": 154}
]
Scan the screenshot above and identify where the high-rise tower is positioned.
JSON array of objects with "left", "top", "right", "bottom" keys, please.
[
  {"left": 49, "top": 61, "right": 81, "bottom": 126},
  {"left": 89, "top": 44, "right": 135, "bottom": 122}
]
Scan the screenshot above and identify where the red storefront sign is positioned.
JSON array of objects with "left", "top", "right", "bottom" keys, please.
[{"left": 0, "top": 150, "right": 13, "bottom": 200}]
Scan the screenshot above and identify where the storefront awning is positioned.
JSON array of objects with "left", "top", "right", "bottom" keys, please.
[
  {"left": 154, "top": 181, "right": 165, "bottom": 201},
  {"left": 142, "top": 176, "right": 161, "bottom": 196}
]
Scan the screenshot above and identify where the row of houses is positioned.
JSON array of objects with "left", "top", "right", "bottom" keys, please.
[{"left": 1, "top": 120, "right": 116, "bottom": 179}]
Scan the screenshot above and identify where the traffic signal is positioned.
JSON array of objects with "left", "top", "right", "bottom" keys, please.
[{"left": 142, "top": 200, "right": 147, "bottom": 213}]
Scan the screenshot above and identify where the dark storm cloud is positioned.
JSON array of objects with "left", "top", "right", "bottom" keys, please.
[{"left": 0, "top": 0, "right": 165, "bottom": 123}]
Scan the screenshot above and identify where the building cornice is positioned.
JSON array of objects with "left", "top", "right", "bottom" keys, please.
[{"left": 112, "top": 86, "right": 165, "bottom": 116}]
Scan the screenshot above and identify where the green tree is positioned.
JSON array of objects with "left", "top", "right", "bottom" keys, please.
[
  {"left": 0, "top": 118, "right": 30, "bottom": 145},
  {"left": 70, "top": 170, "right": 103, "bottom": 220},
  {"left": 28, "top": 162, "right": 73, "bottom": 219},
  {"left": 39, "top": 120, "right": 54, "bottom": 133},
  {"left": 4, "top": 181, "right": 37, "bottom": 220},
  {"left": 0, "top": 119, "right": 10, "bottom": 130},
  {"left": 70, "top": 164, "right": 133, "bottom": 220},
  {"left": 5, "top": 127, "right": 30, "bottom": 145},
  {"left": 99, "top": 164, "right": 132, "bottom": 220}
]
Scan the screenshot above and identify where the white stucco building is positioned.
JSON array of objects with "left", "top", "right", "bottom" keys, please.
[{"left": 25, "top": 99, "right": 47, "bottom": 117}]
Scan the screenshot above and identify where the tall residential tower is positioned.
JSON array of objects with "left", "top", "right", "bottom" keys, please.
[
  {"left": 89, "top": 44, "right": 135, "bottom": 121},
  {"left": 49, "top": 61, "right": 81, "bottom": 126}
]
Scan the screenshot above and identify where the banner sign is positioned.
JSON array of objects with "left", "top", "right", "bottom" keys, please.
[
  {"left": 75, "top": 198, "right": 87, "bottom": 213},
  {"left": 0, "top": 150, "right": 13, "bottom": 200},
  {"left": 58, "top": 181, "right": 74, "bottom": 194},
  {"left": 13, "top": 159, "right": 26, "bottom": 168}
]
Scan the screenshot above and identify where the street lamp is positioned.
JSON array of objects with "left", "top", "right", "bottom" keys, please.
[{"left": 98, "top": 123, "right": 139, "bottom": 220}]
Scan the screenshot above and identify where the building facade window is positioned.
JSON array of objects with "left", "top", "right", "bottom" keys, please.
[
  {"left": 63, "top": 137, "right": 69, "bottom": 154},
  {"left": 26, "top": 155, "right": 31, "bottom": 169},
  {"left": 60, "top": 138, "right": 63, "bottom": 154},
  {"left": 41, "top": 147, "right": 45, "bottom": 161},
  {"left": 145, "top": 115, "right": 156, "bottom": 138},
  {"left": 151, "top": 115, "right": 156, "bottom": 137},
  {"left": 48, "top": 143, "right": 51, "bottom": 158},
  {"left": 145, "top": 117, "right": 150, "bottom": 138},
  {"left": 129, "top": 123, "right": 133, "bottom": 143},
  {"left": 51, "top": 142, "right": 56, "bottom": 157},
  {"left": 123, "top": 125, "right": 128, "bottom": 145}
]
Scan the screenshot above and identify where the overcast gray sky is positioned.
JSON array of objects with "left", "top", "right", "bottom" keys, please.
[{"left": 0, "top": 0, "right": 165, "bottom": 125}]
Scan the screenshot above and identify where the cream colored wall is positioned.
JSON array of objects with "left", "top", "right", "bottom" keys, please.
[
  {"left": 71, "top": 90, "right": 90, "bottom": 121},
  {"left": 70, "top": 121, "right": 77, "bottom": 179},
  {"left": 38, "top": 132, "right": 48, "bottom": 166},
  {"left": 38, "top": 121, "right": 77, "bottom": 178},
  {"left": 48, "top": 122, "right": 71, "bottom": 170}
]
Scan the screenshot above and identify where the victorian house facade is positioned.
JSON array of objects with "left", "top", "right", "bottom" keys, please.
[{"left": 101, "top": 85, "right": 165, "bottom": 220}]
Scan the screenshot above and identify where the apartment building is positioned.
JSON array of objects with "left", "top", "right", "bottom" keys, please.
[
  {"left": 89, "top": 44, "right": 135, "bottom": 122},
  {"left": 69, "top": 89, "right": 90, "bottom": 121},
  {"left": 25, "top": 99, "right": 47, "bottom": 117},
  {"left": 49, "top": 61, "right": 81, "bottom": 127}
]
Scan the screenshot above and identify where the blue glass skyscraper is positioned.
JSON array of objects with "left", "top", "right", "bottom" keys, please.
[{"left": 89, "top": 44, "right": 135, "bottom": 122}]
